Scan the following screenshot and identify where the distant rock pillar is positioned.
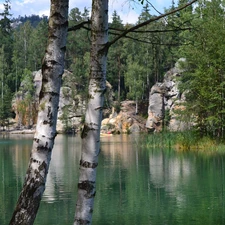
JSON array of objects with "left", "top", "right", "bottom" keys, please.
[{"left": 145, "top": 83, "right": 165, "bottom": 132}]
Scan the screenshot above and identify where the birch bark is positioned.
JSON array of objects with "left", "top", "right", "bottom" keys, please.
[
  {"left": 9, "top": 0, "right": 68, "bottom": 224},
  {"left": 74, "top": 0, "right": 108, "bottom": 224}
]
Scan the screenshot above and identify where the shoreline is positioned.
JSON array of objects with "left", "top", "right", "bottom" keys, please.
[{"left": 0, "top": 129, "right": 35, "bottom": 135}]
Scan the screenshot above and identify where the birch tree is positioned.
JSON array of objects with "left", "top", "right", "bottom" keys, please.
[
  {"left": 9, "top": 0, "right": 69, "bottom": 224},
  {"left": 73, "top": 0, "right": 197, "bottom": 224},
  {"left": 8, "top": 0, "right": 197, "bottom": 224},
  {"left": 73, "top": 0, "right": 108, "bottom": 224}
]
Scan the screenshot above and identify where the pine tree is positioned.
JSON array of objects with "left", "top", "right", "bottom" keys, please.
[
  {"left": 179, "top": 0, "right": 225, "bottom": 138},
  {"left": 66, "top": 7, "right": 90, "bottom": 98},
  {"left": 107, "top": 10, "right": 125, "bottom": 101}
]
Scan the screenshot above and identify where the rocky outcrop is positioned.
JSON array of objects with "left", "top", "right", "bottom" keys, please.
[
  {"left": 146, "top": 59, "right": 188, "bottom": 132},
  {"left": 101, "top": 101, "right": 147, "bottom": 134},
  {"left": 13, "top": 70, "right": 116, "bottom": 133},
  {"left": 145, "top": 83, "right": 166, "bottom": 132},
  {"left": 13, "top": 70, "right": 86, "bottom": 133}
]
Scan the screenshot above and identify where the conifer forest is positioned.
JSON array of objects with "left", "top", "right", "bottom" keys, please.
[{"left": 0, "top": 0, "right": 225, "bottom": 138}]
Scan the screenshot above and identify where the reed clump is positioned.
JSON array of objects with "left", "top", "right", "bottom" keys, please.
[{"left": 144, "top": 130, "right": 225, "bottom": 153}]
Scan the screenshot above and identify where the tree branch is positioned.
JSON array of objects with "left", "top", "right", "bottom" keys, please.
[
  {"left": 107, "top": 0, "right": 197, "bottom": 48},
  {"left": 109, "top": 27, "right": 192, "bottom": 34},
  {"left": 68, "top": 20, "right": 90, "bottom": 32},
  {"left": 67, "top": 0, "right": 197, "bottom": 48},
  {"left": 146, "top": 0, "right": 164, "bottom": 15},
  {"left": 121, "top": 34, "right": 183, "bottom": 46}
]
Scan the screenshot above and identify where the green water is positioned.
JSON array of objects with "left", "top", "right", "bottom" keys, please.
[{"left": 0, "top": 134, "right": 225, "bottom": 225}]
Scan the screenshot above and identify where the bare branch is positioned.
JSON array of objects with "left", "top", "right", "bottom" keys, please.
[
  {"left": 67, "top": 0, "right": 197, "bottom": 48},
  {"left": 146, "top": 0, "right": 164, "bottom": 15},
  {"left": 107, "top": 0, "right": 197, "bottom": 48},
  {"left": 109, "top": 27, "right": 192, "bottom": 34},
  {"left": 69, "top": 22, "right": 192, "bottom": 34},
  {"left": 68, "top": 20, "right": 90, "bottom": 32},
  {"left": 121, "top": 34, "right": 182, "bottom": 45}
]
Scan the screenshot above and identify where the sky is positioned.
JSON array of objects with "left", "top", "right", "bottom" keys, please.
[{"left": 0, "top": 0, "right": 176, "bottom": 24}]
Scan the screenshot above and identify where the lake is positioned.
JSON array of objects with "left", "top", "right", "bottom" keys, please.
[{"left": 0, "top": 134, "right": 225, "bottom": 225}]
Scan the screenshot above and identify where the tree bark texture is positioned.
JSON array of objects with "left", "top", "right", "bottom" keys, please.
[
  {"left": 74, "top": 0, "right": 108, "bottom": 224},
  {"left": 9, "top": 0, "right": 68, "bottom": 224}
]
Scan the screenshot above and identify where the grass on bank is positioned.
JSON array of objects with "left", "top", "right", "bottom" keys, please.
[{"left": 144, "top": 131, "right": 225, "bottom": 153}]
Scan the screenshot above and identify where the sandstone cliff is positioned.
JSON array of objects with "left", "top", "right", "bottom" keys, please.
[
  {"left": 12, "top": 69, "right": 117, "bottom": 133},
  {"left": 12, "top": 70, "right": 86, "bottom": 133},
  {"left": 146, "top": 59, "right": 189, "bottom": 132},
  {"left": 101, "top": 100, "right": 147, "bottom": 134}
]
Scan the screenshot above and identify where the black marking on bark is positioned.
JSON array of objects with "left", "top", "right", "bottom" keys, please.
[
  {"left": 24, "top": 168, "right": 45, "bottom": 199},
  {"left": 49, "top": 91, "right": 59, "bottom": 96},
  {"left": 39, "top": 90, "right": 59, "bottom": 103},
  {"left": 43, "top": 120, "right": 48, "bottom": 125},
  {"left": 62, "top": 20, "right": 69, "bottom": 28},
  {"left": 52, "top": 12, "right": 65, "bottom": 20},
  {"left": 43, "top": 120, "right": 53, "bottom": 126},
  {"left": 61, "top": 46, "right": 66, "bottom": 52},
  {"left": 95, "top": 85, "right": 105, "bottom": 93},
  {"left": 14, "top": 165, "right": 46, "bottom": 220},
  {"left": 47, "top": 106, "right": 52, "bottom": 119},
  {"left": 78, "top": 180, "right": 95, "bottom": 198},
  {"left": 74, "top": 219, "right": 91, "bottom": 225},
  {"left": 90, "top": 122, "right": 98, "bottom": 126},
  {"left": 49, "top": 28, "right": 58, "bottom": 39},
  {"left": 39, "top": 91, "right": 44, "bottom": 101},
  {"left": 27, "top": 177, "right": 36, "bottom": 197},
  {"left": 92, "top": 75, "right": 104, "bottom": 80},
  {"left": 48, "top": 59, "right": 58, "bottom": 66},
  {"left": 81, "top": 124, "right": 94, "bottom": 139},
  {"left": 42, "top": 59, "right": 52, "bottom": 74},
  {"left": 98, "top": 49, "right": 108, "bottom": 59},
  {"left": 42, "top": 77, "right": 48, "bottom": 83},
  {"left": 94, "top": 106, "right": 103, "bottom": 111},
  {"left": 100, "top": 42, "right": 109, "bottom": 55},
  {"left": 31, "top": 158, "right": 41, "bottom": 165},
  {"left": 38, "top": 161, "right": 47, "bottom": 174},
  {"left": 34, "top": 138, "right": 39, "bottom": 143},
  {"left": 88, "top": 94, "right": 94, "bottom": 99},
  {"left": 37, "top": 145, "right": 52, "bottom": 152},
  {"left": 80, "top": 159, "right": 98, "bottom": 169}
]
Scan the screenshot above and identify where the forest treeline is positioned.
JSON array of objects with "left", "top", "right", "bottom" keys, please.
[{"left": 0, "top": 0, "right": 225, "bottom": 138}]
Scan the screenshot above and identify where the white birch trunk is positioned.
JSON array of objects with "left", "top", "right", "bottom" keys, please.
[
  {"left": 74, "top": 0, "right": 108, "bottom": 224},
  {"left": 9, "top": 1, "right": 68, "bottom": 224}
]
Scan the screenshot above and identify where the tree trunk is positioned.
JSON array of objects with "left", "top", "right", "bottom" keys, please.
[
  {"left": 135, "top": 97, "right": 138, "bottom": 115},
  {"left": 74, "top": 0, "right": 108, "bottom": 224},
  {"left": 117, "top": 55, "right": 121, "bottom": 102},
  {"left": 9, "top": 1, "right": 68, "bottom": 224}
]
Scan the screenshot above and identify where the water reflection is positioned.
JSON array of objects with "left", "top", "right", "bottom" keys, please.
[
  {"left": 43, "top": 135, "right": 81, "bottom": 203},
  {"left": 1, "top": 134, "right": 225, "bottom": 225},
  {"left": 149, "top": 152, "right": 193, "bottom": 191}
]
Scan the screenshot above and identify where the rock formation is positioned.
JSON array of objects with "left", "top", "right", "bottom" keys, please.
[
  {"left": 13, "top": 61, "right": 188, "bottom": 134},
  {"left": 146, "top": 59, "right": 188, "bottom": 132},
  {"left": 145, "top": 83, "right": 166, "bottom": 132},
  {"left": 101, "top": 100, "right": 147, "bottom": 134},
  {"left": 12, "top": 70, "right": 116, "bottom": 133},
  {"left": 13, "top": 70, "right": 86, "bottom": 133}
]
